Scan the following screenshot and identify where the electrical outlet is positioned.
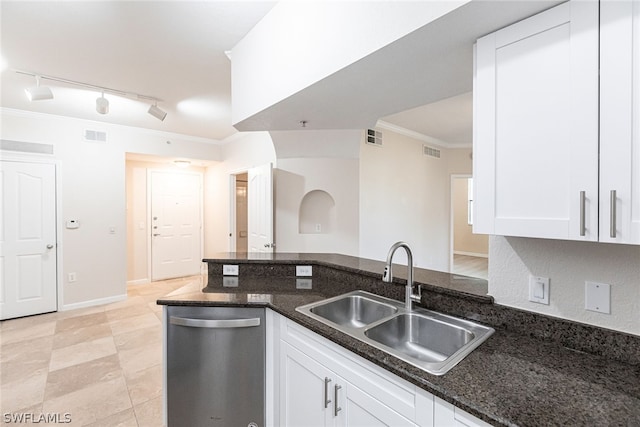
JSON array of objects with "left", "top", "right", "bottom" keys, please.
[
  {"left": 296, "top": 278, "right": 313, "bottom": 289},
  {"left": 223, "top": 277, "right": 239, "bottom": 287},
  {"left": 68, "top": 272, "right": 77, "bottom": 283},
  {"left": 528, "top": 276, "right": 549, "bottom": 305},
  {"left": 296, "top": 265, "right": 313, "bottom": 277},
  {"left": 223, "top": 264, "right": 239, "bottom": 276}
]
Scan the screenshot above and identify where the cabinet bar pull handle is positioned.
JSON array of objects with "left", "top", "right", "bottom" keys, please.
[
  {"left": 580, "top": 191, "right": 586, "bottom": 236},
  {"left": 324, "top": 377, "right": 332, "bottom": 408},
  {"left": 610, "top": 190, "right": 617, "bottom": 238},
  {"left": 334, "top": 384, "right": 342, "bottom": 416}
]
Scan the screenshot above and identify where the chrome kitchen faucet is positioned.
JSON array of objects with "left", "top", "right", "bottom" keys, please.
[{"left": 382, "top": 242, "right": 421, "bottom": 311}]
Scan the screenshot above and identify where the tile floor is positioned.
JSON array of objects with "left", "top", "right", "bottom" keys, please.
[{"left": 1, "top": 275, "right": 204, "bottom": 427}]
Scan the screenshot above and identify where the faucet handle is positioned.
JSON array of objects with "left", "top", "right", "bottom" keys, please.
[{"left": 411, "top": 284, "right": 422, "bottom": 302}]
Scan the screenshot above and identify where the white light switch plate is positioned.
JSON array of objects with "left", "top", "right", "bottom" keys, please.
[
  {"left": 585, "top": 281, "right": 610, "bottom": 314},
  {"left": 528, "top": 276, "right": 549, "bottom": 305},
  {"left": 222, "top": 264, "right": 239, "bottom": 276},
  {"left": 296, "top": 265, "right": 313, "bottom": 277}
]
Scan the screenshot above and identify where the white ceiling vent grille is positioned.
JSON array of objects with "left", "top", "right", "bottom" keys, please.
[
  {"left": 366, "top": 129, "right": 382, "bottom": 146},
  {"left": 423, "top": 145, "right": 441, "bottom": 159},
  {"left": 84, "top": 129, "right": 108, "bottom": 143}
]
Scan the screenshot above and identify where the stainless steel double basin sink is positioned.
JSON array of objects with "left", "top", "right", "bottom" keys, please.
[{"left": 296, "top": 290, "right": 494, "bottom": 375}]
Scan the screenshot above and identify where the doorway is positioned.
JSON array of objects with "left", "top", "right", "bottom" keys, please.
[
  {"left": 229, "top": 163, "right": 274, "bottom": 253},
  {"left": 125, "top": 155, "right": 205, "bottom": 285},
  {"left": 450, "top": 175, "right": 488, "bottom": 279},
  {"left": 235, "top": 173, "right": 248, "bottom": 252}
]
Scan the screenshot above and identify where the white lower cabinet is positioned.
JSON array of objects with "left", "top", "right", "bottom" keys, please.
[
  {"left": 434, "top": 397, "right": 493, "bottom": 427},
  {"left": 273, "top": 311, "right": 491, "bottom": 427}
]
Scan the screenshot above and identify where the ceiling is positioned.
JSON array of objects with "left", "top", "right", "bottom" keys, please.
[
  {"left": 1, "top": 1, "right": 480, "bottom": 146},
  {"left": 0, "top": 1, "right": 276, "bottom": 142}
]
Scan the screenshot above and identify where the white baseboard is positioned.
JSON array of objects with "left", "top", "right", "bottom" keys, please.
[
  {"left": 453, "top": 251, "right": 489, "bottom": 258},
  {"left": 127, "top": 278, "right": 150, "bottom": 286},
  {"left": 60, "top": 294, "right": 127, "bottom": 311}
]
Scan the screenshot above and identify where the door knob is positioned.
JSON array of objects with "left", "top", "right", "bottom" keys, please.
[
  {"left": 153, "top": 234, "right": 161, "bottom": 237},
  {"left": 46, "top": 244, "right": 54, "bottom": 249}
]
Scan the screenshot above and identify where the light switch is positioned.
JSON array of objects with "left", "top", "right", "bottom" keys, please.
[
  {"left": 585, "top": 281, "right": 610, "bottom": 314},
  {"left": 528, "top": 276, "right": 549, "bottom": 305}
]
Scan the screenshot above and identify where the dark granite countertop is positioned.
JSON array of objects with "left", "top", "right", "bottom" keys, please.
[{"left": 158, "top": 254, "right": 640, "bottom": 427}]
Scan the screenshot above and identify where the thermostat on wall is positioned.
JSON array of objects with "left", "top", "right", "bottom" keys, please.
[{"left": 66, "top": 219, "right": 80, "bottom": 229}]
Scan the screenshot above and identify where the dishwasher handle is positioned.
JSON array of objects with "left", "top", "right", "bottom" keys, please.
[{"left": 170, "top": 316, "right": 261, "bottom": 329}]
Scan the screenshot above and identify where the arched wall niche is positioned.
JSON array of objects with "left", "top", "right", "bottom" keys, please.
[{"left": 299, "top": 190, "right": 336, "bottom": 234}]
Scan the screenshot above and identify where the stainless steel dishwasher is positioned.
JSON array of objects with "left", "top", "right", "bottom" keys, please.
[{"left": 166, "top": 306, "right": 265, "bottom": 427}]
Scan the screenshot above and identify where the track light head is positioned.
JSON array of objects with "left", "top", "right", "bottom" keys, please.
[
  {"left": 148, "top": 104, "right": 167, "bottom": 121},
  {"left": 25, "top": 76, "right": 53, "bottom": 101},
  {"left": 96, "top": 92, "right": 109, "bottom": 114}
]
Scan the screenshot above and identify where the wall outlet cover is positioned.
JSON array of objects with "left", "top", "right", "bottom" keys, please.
[
  {"left": 296, "top": 265, "right": 313, "bottom": 277},
  {"left": 585, "top": 281, "right": 611, "bottom": 314},
  {"left": 296, "top": 278, "right": 313, "bottom": 289},
  {"left": 223, "top": 277, "right": 239, "bottom": 287},
  {"left": 223, "top": 264, "right": 239, "bottom": 276}
]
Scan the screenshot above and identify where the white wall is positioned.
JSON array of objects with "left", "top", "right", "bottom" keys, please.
[
  {"left": 1, "top": 108, "right": 221, "bottom": 308},
  {"left": 489, "top": 236, "right": 640, "bottom": 336},
  {"left": 275, "top": 157, "right": 359, "bottom": 255},
  {"left": 270, "top": 130, "right": 361, "bottom": 255},
  {"left": 204, "top": 132, "right": 277, "bottom": 255},
  {"left": 359, "top": 127, "right": 472, "bottom": 270},
  {"left": 230, "top": 1, "right": 468, "bottom": 125}
]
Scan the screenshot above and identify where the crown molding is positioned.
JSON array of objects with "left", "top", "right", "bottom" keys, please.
[{"left": 375, "top": 120, "right": 471, "bottom": 149}]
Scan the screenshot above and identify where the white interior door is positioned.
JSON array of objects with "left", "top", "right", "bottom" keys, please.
[
  {"left": 0, "top": 160, "right": 57, "bottom": 320},
  {"left": 150, "top": 170, "right": 202, "bottom": 281},
  {"left": 248, "top": 163, "right": 274, "bottom": 253}
]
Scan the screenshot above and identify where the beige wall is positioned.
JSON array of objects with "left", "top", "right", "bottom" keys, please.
[
  {"left": 489, "top": 237, "right": 640, "bottom": 336},
  {"left": 359, "top": 126, "right": 473, "bottom": 271},
  {"left": 452, "top": 177, "right": 488, "bottom": 256}
]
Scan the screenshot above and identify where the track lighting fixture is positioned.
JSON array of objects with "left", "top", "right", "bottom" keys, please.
[
  {"left": 25, "top": 75, "right": 53, "bottom": 101},
  {"left": 148, "top": 103, "right": 167, "bottom": 121},
  {"left": 96, "top": 91, "right": 109, "bottom": 114},
  {"left": 15, "top": 69, "right": 166, "bottom": 120}
]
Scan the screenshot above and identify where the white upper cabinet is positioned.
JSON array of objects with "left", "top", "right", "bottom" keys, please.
[
  {"left": 599, "top": 0, "right": 640, "bottom": 244},
  {"left": 473, "top": 0, "right": 600, "bottom": 241}
]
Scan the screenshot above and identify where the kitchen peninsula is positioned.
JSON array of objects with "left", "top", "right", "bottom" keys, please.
[{"left": 158, "top": 253, "right": 640, "bottom": 426}]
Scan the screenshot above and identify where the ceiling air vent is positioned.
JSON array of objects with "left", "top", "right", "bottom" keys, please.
[
  {"left": 423, "top": 145, "right": 441, "bottom": 159},
  {"left": 366, "top": 129, "right": 382, "bottom": 146},
  {"left": 84, "top": 129, "right": 107, "bottom": 143}
]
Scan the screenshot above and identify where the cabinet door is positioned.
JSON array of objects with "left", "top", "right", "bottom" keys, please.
[
  {"left": 474, "top": 0, "right": 599, "bottom": 240},
  {"left": 280, "top": 341, "right": 338, "bottom": 427},
  {"left": 342, "top": 384, "right": 416, "bottom": 427},
  {"left": 599, "top": 0, "right": 640, "bottom": 244},
  {"left": 434, "top": 397, "right": 493, "bottom": 427}
]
